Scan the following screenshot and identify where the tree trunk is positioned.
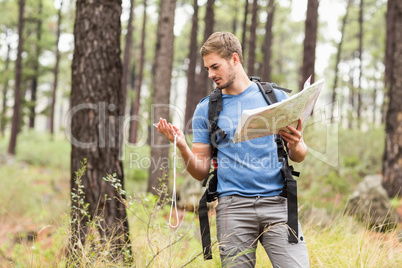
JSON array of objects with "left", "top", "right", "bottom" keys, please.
[
  {"left": 232, "top": 1, "right": 238, "bottom": 34},
  {"left": 261, "top": 0, "right": 275, "bottom": 81},
  {"left": 385, "top": 0, "right": 395, "bottom": 87},
  {"left": 1, "top": 29, "right": 11, "bottom": 137},
  {"left": 299, "top": 0, "right": 319, "bottom": 91},
  {"left": 357, "top": 0, "right": 363, "bottom": 129},
  {"left": 196, "top": 0, "right": 215, "bottom": 97},
  {"left": 29, "top": 0, "right": 43, "bottom": 129},
  {"left": 184, "top": 0, "right": 199, "bottom": 134},
  {"left": 122, "top": 0, "right": 135, "bottom": 115},
  {"left": 8, "top": 0, "right": 25, "bottom": 155},
  {"left": 147, "top": 0, "right": 176, "bottom": 195},
  {"left": 330, "top": 0, "right": 352, "bottom": 120},
  {"left": 129, "top": 0, "right": 147, "bottom": 143},
  {"left": 70, "top": 0, "right": 131, "bottom": 256},
  {"left": 247, "top": 0, "right": 258, "bottom": 75},
  {"left": 50, "top": 0, "right": 63, "bottom": 136},
  {"left": 382, "top": 0, "right": 402, "bottom": 198},
  {"left": 241, "top": 0, "right": 249, "bottom": 58}
]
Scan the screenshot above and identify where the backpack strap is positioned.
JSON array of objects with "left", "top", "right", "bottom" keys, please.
[
  {"left": 255, "top": 81, "right": 300, "bottom": 243},
  {"left": 199, "top": 89, "right": 223, "bottom": 260}
]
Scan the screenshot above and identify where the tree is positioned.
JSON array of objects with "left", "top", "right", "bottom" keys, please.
[
  {"left": 299, "top": 0, "right": 319, "bottom": 91},
  {"left": 8, "top": 0, "right": 25, "bottom": 155},
  {"left": 382, "top": 0, "right": 402, "bottom": 198},
  {"left": 1, "top": 28, "right": 12, "bottom": 137},
  {"left": 330, "top": 0, "right": 352, "bottom": 119},
  {"left": 70, "top": 0, "right": 131, "bottom": 256},
  {"left": 147, "top": 0, "right": 176, "bottom": 195},
  {"left": 28, "top": 0, "right": 43, "bottom": 129},
  {"left": 261, "top": 0, "right": 275, "bottom": 81},
  {"left": 50, "top": 0, "right": 63, "bottom": 136},
  {"left": 247, "top": 0, "right": 258, "bottom": 75},
  {"left": 129, "top": 0, "right": 147, "bottom": 143},
  {"left": 385, "top": 0, "right": 395, "bottom": 87},
  {"left": 356, "top": 0, "right": 364, "bottom": 128},
  {"left": 184, "top": 0, "right": 199, "bottom": 134},
  {"left": 241, "top": 0, "right": 249, "bottom": 58},
  {"left": 122, "top": 0, "right": 135, "bottom": 115},
  {"left": 196, "top": 0, "right": 215, "bottom": 98}
]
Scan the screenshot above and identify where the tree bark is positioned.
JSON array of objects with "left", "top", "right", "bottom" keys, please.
[
  {"left": 29, "top": 0, "right": 43, "bottom": 129},
  {"left": 299, "top": 0, "right": 319, "bottom": 91},
  {"left": 330, "top": 0, "right": 352, "bottom": 120},
  {"left": 1, "top": 29, "right": 11, "bottom": 137},
  {"left": 122, "top": 0, "right": 135, "bottom": 115},
  {"left": 129, "top": 0, "right": 147, "bottom": 143},
  {"left": 382, "top": 0, "right": 402, "bottom": 198},
  {"left": 196, "top": 0, "right": 215, "bottom": 97},
  {"left": 70, "top": 0, "right": 131, "bottom": 256},
  {"left": 357, "top": 0, "right": 363, "bottom": 129},
  {"left": 385, "top": 0, "right": 395, "bottom": 87},
  {"left": 184, "top": 0, "right": 199, "bottom": 134},
  {"left": 50, "top": 0, "right": 63, "bottom": 136},
  {"left": 261, "top": 0, "right": 275, "bottom": 81},
  {"left": 247, "top": 0, "right": 258, "bottom": 75},
  {"left": 241, "top": 0, "right": 249, "bottom": 58},
  {"left": 8, "top": 0, "right": 25, "bottom": 155},
  {"left": 147, "top": 0, "right": 176, "bottom": 195}
]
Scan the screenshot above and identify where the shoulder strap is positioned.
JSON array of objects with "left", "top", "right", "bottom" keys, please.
[{"left": 208, "top": 89, "right": 226, "bottom": 149}]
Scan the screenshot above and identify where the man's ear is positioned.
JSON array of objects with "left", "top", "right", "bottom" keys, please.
[{"left": 232, "top": 52, "right": 240, "bottom": 65}]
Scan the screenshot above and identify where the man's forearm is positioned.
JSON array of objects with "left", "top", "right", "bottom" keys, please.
[{"left": 177, "top": 143, "right": 211, "bottom": 181}]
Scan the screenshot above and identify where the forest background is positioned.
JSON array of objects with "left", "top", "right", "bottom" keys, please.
[{"left": 0, "top": 0, "right": 401, "bottom": 267}]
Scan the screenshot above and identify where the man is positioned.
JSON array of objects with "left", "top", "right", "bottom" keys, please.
[{"left": 157, "top": 32, "right": 309, "bottom": 267}]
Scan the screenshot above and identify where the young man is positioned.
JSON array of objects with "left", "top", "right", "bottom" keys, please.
[{"left": 157, "top": 32, "right": 309, "bottom": 267}]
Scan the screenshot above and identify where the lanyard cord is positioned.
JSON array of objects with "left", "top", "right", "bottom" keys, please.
[{"left": 169, "top": 134, "right": 179, "bottom": 228}]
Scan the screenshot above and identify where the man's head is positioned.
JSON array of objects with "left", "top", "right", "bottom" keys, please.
[
  {"left": 200, "top": 32, "right": 243, "bottom": 64},
  {"left": 201, "top": 32, "right": 245, "bottom": 90}
]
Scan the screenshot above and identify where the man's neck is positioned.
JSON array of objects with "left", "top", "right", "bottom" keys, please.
[{"left": 222, "top": 73, "right": 252, "bottom": 95}]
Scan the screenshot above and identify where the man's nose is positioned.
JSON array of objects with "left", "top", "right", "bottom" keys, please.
[{"left": 208, "top": 70, "right": 215, "bottom": 79}]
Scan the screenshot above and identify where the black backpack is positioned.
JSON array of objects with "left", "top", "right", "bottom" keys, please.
[{"left": 198, "top": 77, "right": 300, "bottom": 260}]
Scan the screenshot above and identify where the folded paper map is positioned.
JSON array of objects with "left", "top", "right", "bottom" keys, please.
[{"left": 233, "top": 78, "right": 324, "bottom": 143}]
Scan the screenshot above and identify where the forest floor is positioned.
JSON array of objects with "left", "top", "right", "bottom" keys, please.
[{"left": 0, "top": 128, "right": 401, "bottom": 267}]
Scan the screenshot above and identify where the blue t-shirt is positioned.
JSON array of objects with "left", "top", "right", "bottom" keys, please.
[{"left": 192, "top": 82, "right": 288, "bottom": 197}]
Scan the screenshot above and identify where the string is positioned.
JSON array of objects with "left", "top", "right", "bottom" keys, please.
[{"left": 169, "top": 133, "right": 179, "bottom": 228}]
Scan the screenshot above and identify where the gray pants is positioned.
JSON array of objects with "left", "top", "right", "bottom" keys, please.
[{"left": 216, "top": 195, "right": 309, "bottom": 268}]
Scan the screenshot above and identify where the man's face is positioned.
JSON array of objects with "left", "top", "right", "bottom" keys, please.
[{"left": 203, "top": 53, "right": 236, "bottom": 90}]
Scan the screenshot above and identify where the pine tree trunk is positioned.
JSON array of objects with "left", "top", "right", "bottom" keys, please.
[
  {"left": 147, "top": 0, "right": 176, "bottom": 195},
  {"left": 129, "top": 0, "right": 147, "bottom": 143},
  {"left": 330, "top": 0, "right": 352, "bottom": 120},
  {"left": 197, "top": 0, "right": 215, "bottom": 97},
  {"left": 1, "top": 30, "right": 11, "bottom": 137},
  {"left": 261, "top": 0, "right": 275, "bottom": 81},
  {"left": 299, "top": 0, "right": 319, "bottom": 91},
  {"left": 184, "top": 0, "right": 199, "bottom": 134},
  {"left": 8, "top": 0, "right": 25, "bottom": 155},
  {"left": 29, "top": 0, "right": 43, "bottom": 129},
  {"left": 385, "top": 0, "right": 395, "bottom": 87},
  {"left": 70, "top": 0, "right": 131, "bottom": 255},
  {"left": 247, "top": 0, "right": 258, "bottom": 75},
  {"left": 357, "top": 0, "right": 363, "bottom": 129},
  {"left": 241, "top": 0, "right": 249, "bottom": 58},
  {"left": 122, "top": 0, "right": 135, "bottom": 114},
  {"left": 382, "top": 0, "right": 402, "bottom": 198},
  {"left": 50, "top": 0, "right": 63, "bottom": 136}
]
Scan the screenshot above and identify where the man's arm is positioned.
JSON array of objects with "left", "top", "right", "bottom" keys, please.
[
  {"left": 279, "top": 118, "right": 307, "bottom": 163},
  {"left": 156, "top": 118, "right": 211, "bottom": 181}
]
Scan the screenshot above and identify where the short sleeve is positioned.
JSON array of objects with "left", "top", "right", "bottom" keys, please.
[{"left": 192, "top": 99, "right": 211, "bottom": 145}]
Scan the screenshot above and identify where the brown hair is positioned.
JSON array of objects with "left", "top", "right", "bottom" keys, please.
[{"left": 200, "top": 32, "right": 243, "bottom": 64}]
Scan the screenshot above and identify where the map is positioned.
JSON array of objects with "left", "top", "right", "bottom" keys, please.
[{"left": 232, "top": 78, "right": 325, "bottom": 143}]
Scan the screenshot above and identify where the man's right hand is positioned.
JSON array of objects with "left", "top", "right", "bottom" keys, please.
[{"left": 156, "top": 118, "right": 186, "bottom": 150}]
